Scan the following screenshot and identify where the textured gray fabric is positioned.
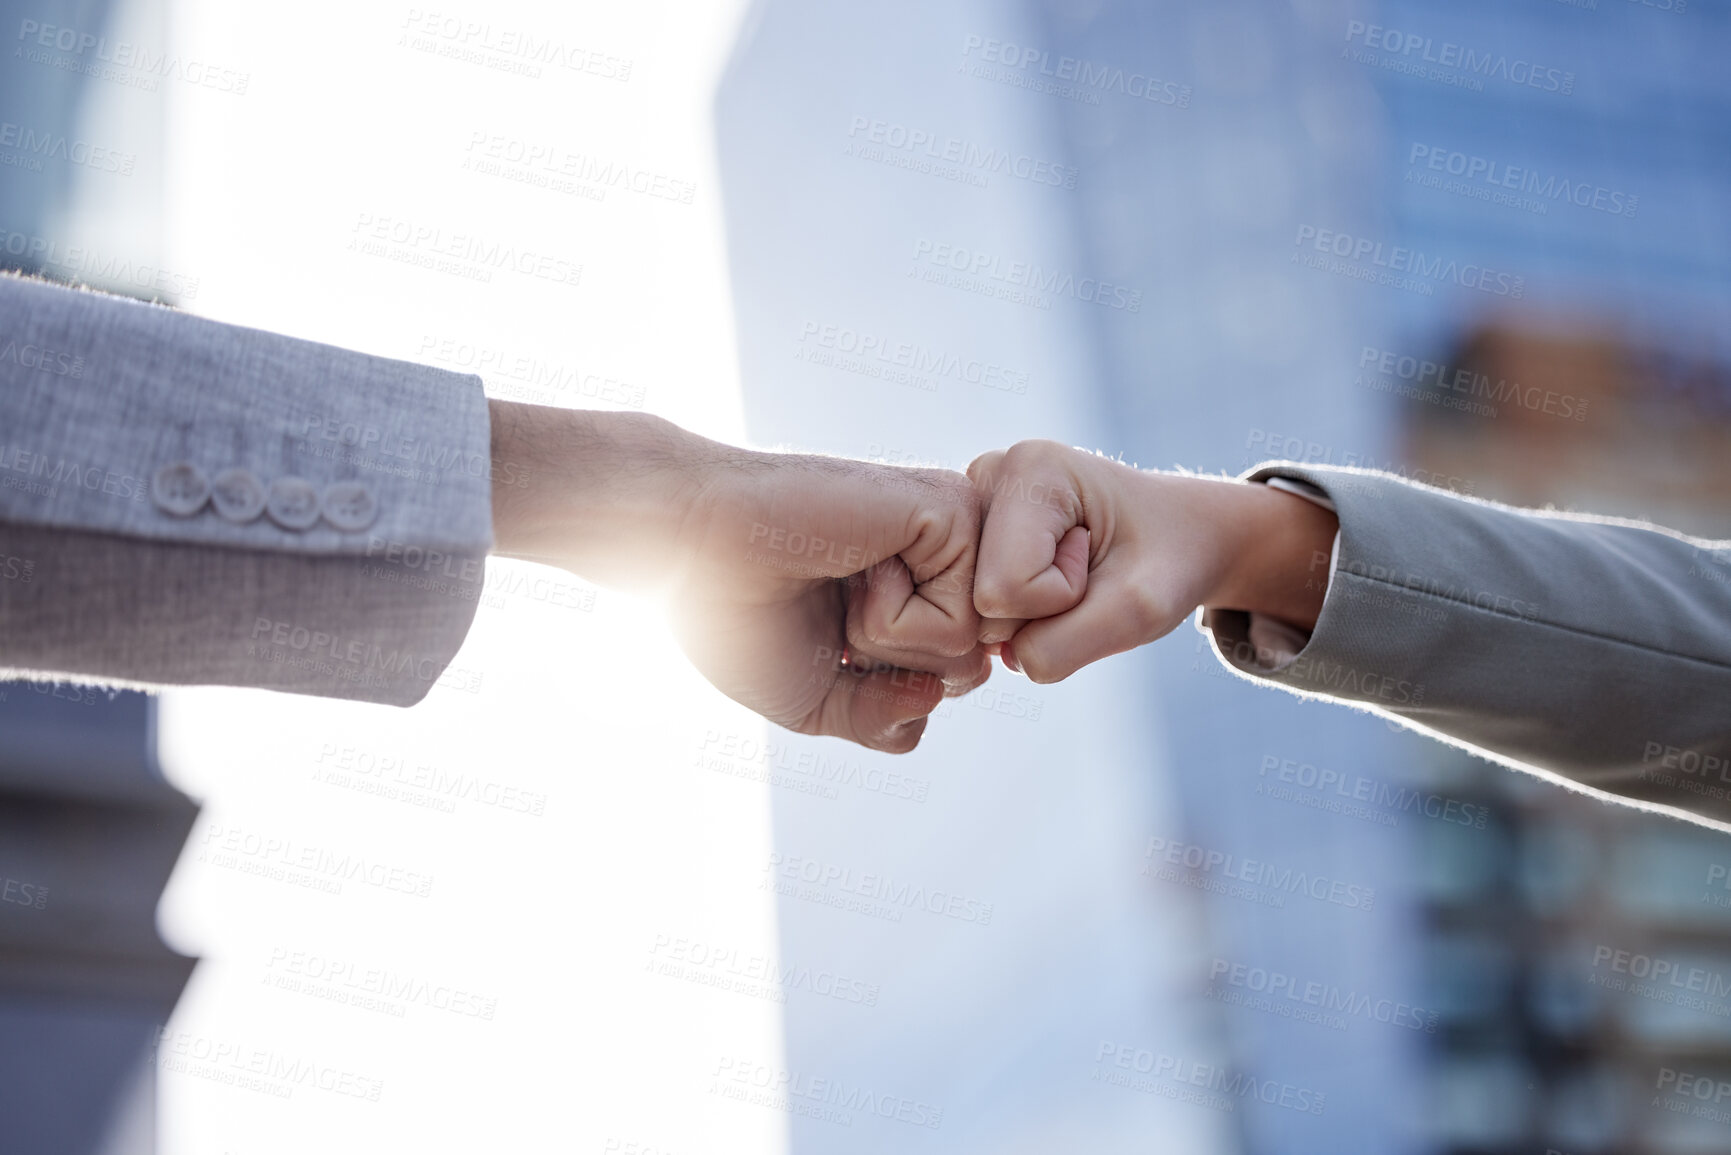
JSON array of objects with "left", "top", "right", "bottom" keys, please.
[
  {"left": 1203, "top": 463, "right": 1731, "bottom": 826},
  {"left": 0, "top": 275, "right": 492, "bottom": 705}
]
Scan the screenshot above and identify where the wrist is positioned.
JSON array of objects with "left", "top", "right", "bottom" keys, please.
[
  {"left": 1202, "top": 480, "right": 1337, "bottom": 630},
  {"left": 488, "top": 399, "right": 713, "bottom": 586}
]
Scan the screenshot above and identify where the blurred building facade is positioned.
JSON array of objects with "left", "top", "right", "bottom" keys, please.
[
  {"left": 720, "top": 1, "right": 1731, "bottom": 1153},
  {"left": 1, "top": 1, "right": 197, "bottom": 1152},
  {"left": 1374, "top": 3, "right": 1731, "bottom": 1150},
  {"left": 0, "top": 688, "right": 197, "bottom": 1155}
]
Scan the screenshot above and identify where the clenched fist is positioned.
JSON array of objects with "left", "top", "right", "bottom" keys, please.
[
  {"left": 967, "top": 440, "right": 1337, "bottom": 683},
  {"left": 489, "top": 400, "right": 990, "bottom": 752}
]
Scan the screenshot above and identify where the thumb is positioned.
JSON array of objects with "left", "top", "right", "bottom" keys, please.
[{"left": 820, "top": 663, "right": 947, "bottom": 754}]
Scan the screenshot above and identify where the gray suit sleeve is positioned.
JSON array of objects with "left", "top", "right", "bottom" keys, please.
[
  {"left": 0, "top": 274, "right": 495, "bottom": 706},
  {"left": 1201, "top": 462, "right": 1731, "bottom": 825}
]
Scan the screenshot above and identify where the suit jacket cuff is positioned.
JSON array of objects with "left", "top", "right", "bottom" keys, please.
[
  {"left": 0, "top": 275, "right": 494, "bottom": 705},
  {"left": 1198, "top": 461, "right": 1731, "bottom": 826}
]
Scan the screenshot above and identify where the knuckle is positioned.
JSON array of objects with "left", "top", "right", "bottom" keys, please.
[
  {"left": 876, "top": 730, "right": 920, "bottom": 755},
  {"left": 945, "top": 660, "right": 990, "bottom": 699},
  {"left": 966, "top": 451, "right": 1003, "bottom": 487},
  {"left": 1006, "top": 438, "right": 1066, "bottom": 468},
  {"left": 923, "top": 630, "right": 974, "bottom": 660},
  {"left": 973, "top": 577, "right": 1016, "bottom": 620},
  {"left": 1125, "top": 586, "right": 1177, "bottom": 640},
  {"left": 1020, "top": 650, "right": 1070, "bottom": 685},
  {"left": 921, "top": 567, "right": 971, "bottom": 603},
  {"left": 859, "top": 609, "right": 896, "bottom": 649},
  {"left": 910, "top": 501, "right": 964, "bottom": 547}
]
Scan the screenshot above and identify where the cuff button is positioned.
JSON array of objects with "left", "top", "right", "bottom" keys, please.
[
  {"left": 211, "top": 467, "right": 267, "bottom": 523},
  {"left": 322, "top": 481, "right": 379, "bottom": 532},
  {"left": 151, "top": 462, "right": 210, "bottom": 517},
  {"left": 266, "top": 476, "right": 322, "bottom": 530}
]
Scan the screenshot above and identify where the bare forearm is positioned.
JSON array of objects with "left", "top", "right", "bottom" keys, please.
[
  {"left": 1201, "top": 480, "right": 1337, "bottom": 631},
  {"left": 486, "top": 399, "right": 711, "bottom": 587},
  {"left": 1110, "top": 470, "right": 1336, "bottom": 633}
]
